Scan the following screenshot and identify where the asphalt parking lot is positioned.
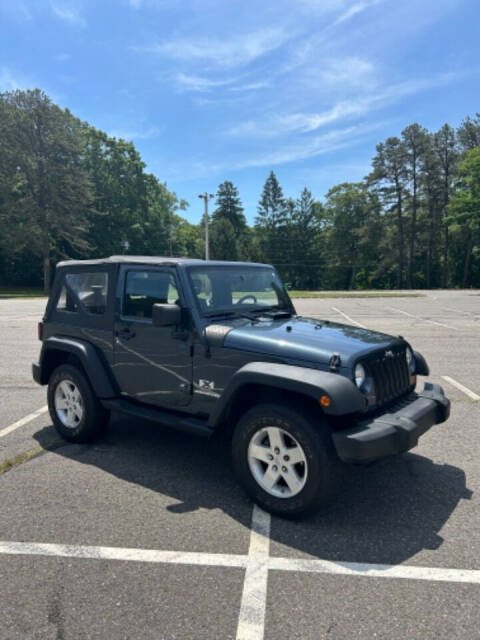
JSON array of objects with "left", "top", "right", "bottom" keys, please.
[{"left": 1, "top": 291, "right": 479, "bottom": 639}]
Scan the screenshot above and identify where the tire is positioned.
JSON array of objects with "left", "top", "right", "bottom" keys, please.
[
  {"left": 232, "top": 402, "right": 343, "bottom": 518},
  {"left": 47, "top": 364, "right": 110, "bottom": 443}
]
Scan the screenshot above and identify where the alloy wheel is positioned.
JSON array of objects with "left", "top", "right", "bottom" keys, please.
[
  {"left": 54, "top": 379, "right": 84, "bottom": 429},
  {"left": 247, "top": 426, "right": 308, "bottom": 498}
]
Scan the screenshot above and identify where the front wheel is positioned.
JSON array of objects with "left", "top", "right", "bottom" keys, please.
[
  {"left": 232, "top": 402, "right": 342, "bottom": 518},
  {"left": 48, "top": 364, "right": 109, "bottom": 442}
]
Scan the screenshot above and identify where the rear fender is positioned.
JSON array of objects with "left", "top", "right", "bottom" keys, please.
[{"left": 37, "top": 336, "right": 117, "bottom": 398}]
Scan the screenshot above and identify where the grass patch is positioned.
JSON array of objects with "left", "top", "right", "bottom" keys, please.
[
  {"left": 0, "top": 446, "right": 45, "bottom": 475},
  {"left": 0, "top": 288, "right": 46, "bottom": 299},
  {"left": 289, "top": 291, "right": 426, "bottom": 299}
]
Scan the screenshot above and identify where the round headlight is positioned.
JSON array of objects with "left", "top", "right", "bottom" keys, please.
[
  {"left": 354, "top": 363, "right": 366, "bottom": 388},
  {"left": 406, "top": 347, "right": 415, "bottom": 373}
]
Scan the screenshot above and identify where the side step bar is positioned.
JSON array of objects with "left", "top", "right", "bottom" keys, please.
[{"left": 103, "top": 398, "right": 214, "bottom": 438}]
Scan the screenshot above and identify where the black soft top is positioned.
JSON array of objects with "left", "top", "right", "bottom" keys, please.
[{"left": 56, "top": 256, "right": 271, "bottom": 269}]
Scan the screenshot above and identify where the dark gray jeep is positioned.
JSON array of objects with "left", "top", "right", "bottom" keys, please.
[{"left": 33, "top": 256, "right": 450, "bottom": 517}]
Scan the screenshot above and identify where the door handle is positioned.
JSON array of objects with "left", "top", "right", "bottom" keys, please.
[{"left": 116, "top": 327, "right": 136, "bottom": 341}]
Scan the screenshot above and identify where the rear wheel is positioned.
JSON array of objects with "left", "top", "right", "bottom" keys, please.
[
  {"left": 48, "top": 364, "right": 109, "bottom": 442},
  {"left": 232, "top": 402, "right": 342, "bottom": 518}
]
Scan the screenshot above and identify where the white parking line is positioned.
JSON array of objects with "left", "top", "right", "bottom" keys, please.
[
  {"left": 1, "top": 538, "right": 480, "bottom": 586},
  {"left": 331, "top": 307, "right": 367, "bottom": 329},
  {"left": 387, "top": 307, "right": 456, "bottom": 330},
  {"left": 0, "top": 540, "right": 248, "bottom": 567},
  {"left": 236, "top": 505, "right": 271, "bottom": 640},
  {"left": 0, "top": 406, "right": 48, "bottom": 439},
  {"left": 269, "top": 557, "right": 480, "bottom": 584},
  {"left": 442, "top": 306, "right": 479, "bottom": 318},
  {"left": 442, "top": 376, "right": 480, "bottom": 401}
]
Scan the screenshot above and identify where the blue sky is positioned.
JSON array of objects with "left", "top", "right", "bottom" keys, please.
[{"left": 1, "top": 0, "right": 479, "bottom": 224}]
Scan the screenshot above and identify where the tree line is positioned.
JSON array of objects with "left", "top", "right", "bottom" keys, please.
[
  {"left": 0, "top": 89, "right": 479, "bottom": 291},
  {"left": 0, "top": 89, "right": 197, "bottom": 292}
]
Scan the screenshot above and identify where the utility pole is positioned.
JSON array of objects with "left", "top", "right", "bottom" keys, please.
[{"left": 198, "top": 192, "right": 214, "bottom": 260}]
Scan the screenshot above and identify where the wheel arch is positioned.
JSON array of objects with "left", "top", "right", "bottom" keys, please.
[
  {"left": 217, "top": 383, "right": 324, "bottom": 437},
  {"left": 209, "top": 361, "right": 364, "bottom": 431},
  {"left": 39, "top": 337, "right": 117, "bottom": 398}
]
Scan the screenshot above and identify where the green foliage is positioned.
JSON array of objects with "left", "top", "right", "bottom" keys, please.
[
  {"left": 0, "top": 89, "right": 94, "bottom": 291},
  {"left": 447, "top": 148, "right": 480, "bottom": 286},
  {"left": 323, "top": 183, "right": 382, "bottom": 289},
  {"left": 1, "top": 88, "right": 479, "bottom": 290},
  {"left": 210, "top": 181, "right": 248, "bottom": 260},
  {"left": 0, "top": 89, "right": 196, "bottom": 290},
  {"left": 255, "top": 171, "right": 289, "bottom": 270},
  {"left": 457, "top": 113, "right": 480, "bottom": 151}
]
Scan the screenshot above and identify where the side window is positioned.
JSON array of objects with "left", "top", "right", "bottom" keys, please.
[
  {"left": 124, "top": 270, "right": 179, "bottom": 319},
  {"left": 56, "top": 284, "right": 78, "bottom": 313},
  {"left": 56, "top": 272, "right": 108, "bottom": 315}
]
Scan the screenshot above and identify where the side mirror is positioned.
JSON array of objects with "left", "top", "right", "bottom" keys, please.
[{"left": 152, "top": 303, "right": 181, "bottom": 327}]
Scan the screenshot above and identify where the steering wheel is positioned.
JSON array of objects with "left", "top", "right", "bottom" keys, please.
[{"left": 236, "top": 294, "right": 257, "bottom": 305}]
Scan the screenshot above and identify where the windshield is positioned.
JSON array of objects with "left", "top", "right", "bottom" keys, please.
[{"left": 188, "top": 266, "right": 293, "bottom": 317}]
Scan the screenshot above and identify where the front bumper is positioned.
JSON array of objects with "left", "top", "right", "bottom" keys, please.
[{"left": 332, "top": 383, "right": 450, "bottom": 464}]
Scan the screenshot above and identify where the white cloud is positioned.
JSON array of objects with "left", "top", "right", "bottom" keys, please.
[
  {"left": 134, "top": 27, "right": 290, "bottom": 69},
  {"left": 174, "top": 72, "right": 270, "bottom": 93},
  {"left": 0, "top": 1, "right": 33, "bottom": 21},
  {"left": 296, "top": 0, "right": 350, "bottom": 12},
  {"left": 229, "top": 81, "right": 270, "bottom": 92},
  {"left": 0, "top": 67, "right": 30, "bottom": 91},
  {"left": 51, "top": 2, "right": 87, "bottom": 28},
  {"left": 109, "top": 126, "right": 162, "bottom": 141},
  {"left": 234, "top": 123, "right": 383, "bottom": 169},
  {"left": 331, "top": 0, "right": 384, "bottom": 26},
  {"left": 228, "top": 71, "right": 467, "bottom": 138},
  {"left": 55, "top": 52, "right": 71, "bottom": 62},
  {"left": 0, "top": 67, "right": 62, "bottom": 102},
  {"left": 174, "top": 73, "right": 238, "bottom": 92},
  {"left": 309, "top": 56, "right": 376, "bottom": 89},
  {"left": 297, "top": 0, "right": 383, "bottom": 22}
]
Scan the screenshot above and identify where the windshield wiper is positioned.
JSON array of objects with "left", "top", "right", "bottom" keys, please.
[
  {"left": 204, "top": 310, "right": 260, "bottom": 322},
  {"left": 204, "top": 311, "right": 236, "bottom": 318},
  {"left": 251, "top": 306, "right": 294, "bottom": 318}
]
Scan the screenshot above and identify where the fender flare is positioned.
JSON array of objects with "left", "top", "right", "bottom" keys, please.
[
  {"left": 39, "top": 336, "right": 117, "bottom": 398},
  {"left": 413, "top": 350, "right": 429, "bottom": 376},
  {"left": 208, "top": 361, "right": 364, "bottom": 427}
]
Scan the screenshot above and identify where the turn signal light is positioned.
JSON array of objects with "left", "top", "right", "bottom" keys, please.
[{"left": 320, "top": 394, "right": 331, "bottom": 407}]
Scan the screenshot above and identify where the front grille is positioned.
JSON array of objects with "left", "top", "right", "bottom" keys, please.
[{"left": 365, "top": 347, "right": 411, "bottom": 407}]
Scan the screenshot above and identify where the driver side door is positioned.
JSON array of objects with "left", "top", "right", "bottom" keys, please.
[{"left": 113, "top": 266, "right": 192, "bottom": 408}]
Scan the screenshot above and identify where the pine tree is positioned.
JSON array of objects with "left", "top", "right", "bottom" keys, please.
[
  {"left": 402, "top": 123, "right": 429, "bottom": 288},
  {"left": 433, "top": 124, "right": 458, "bottom": 287},
  {"left": 457, "top": 114, "right": 480, "bottom": 151},
  {"left": 210, "top": 180, "right": 247, "bottom": 260},
  {"left": 255, "top": 171, "right": 287, "bottom": 272},
  {"left": 212, "top": 181, "right": 246, "bottom": 229},
  {"left": 290, "top": 188, "right": 321, "bottom": 288},
  {"left": 368, "top": 138, "right": 408, "bottom": 288},
  {"left": 420, "top": 136, "right": 443, "bottom": 287},
  {"left": 447, "top": 147, "right": 480, "bottom": 287}
]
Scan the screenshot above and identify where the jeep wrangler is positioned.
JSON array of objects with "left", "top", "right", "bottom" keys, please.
[{"left": 33, "top": 257, "right": 450, "bottom": 517}]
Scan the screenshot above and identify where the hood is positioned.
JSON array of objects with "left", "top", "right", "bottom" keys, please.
[{"left": 220, "top": 315, "right": 403, "bottom": 368}]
